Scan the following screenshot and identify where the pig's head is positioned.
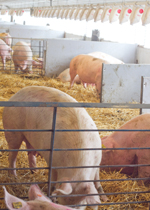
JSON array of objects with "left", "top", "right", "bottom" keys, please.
[
  {"left": 3, "top": 185, "right": 52, "bottom": 210},
  {"left": 3, "top": 185, "right": 78, "bottom": 210},
  {"left": 52, "top": 178, "right": 100, "bottom": 210},
  {"left": 101, "top": 136, "right": 120, "bottom": 166},
  {"left": 20, "top": 60, "right": 28, "bottom": 71}
]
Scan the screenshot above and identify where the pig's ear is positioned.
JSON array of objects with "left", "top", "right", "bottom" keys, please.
[
  {"left": 28, "top": 184, "right": 51, "bottom": 203},
  {"left": 52, "top": 182, "right": 72, "bottom": 195},
  {"left": 3, "top": 186, "right": 28, "bottom": 210}
]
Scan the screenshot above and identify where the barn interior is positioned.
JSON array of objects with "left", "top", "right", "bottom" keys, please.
[{"left": 0, "top": 0, "right": 150, "bottom": 210}]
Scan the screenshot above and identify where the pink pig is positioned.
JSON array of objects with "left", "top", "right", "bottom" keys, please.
[
  {"left": 70, "top": 53, "right": 124, "bottom": 97},
  {"left": 0, "top": 39, "right": 12, "bottom": 70},
  {"left": 12, "top": 41, "right": 33, "bottom": 73},
  {"left": 70, "top": 55, "right": 103, "bottom": 97},
  {"left": 101, "top": 113, "right": 150, "bottom": 184},
  {"left": 3, "top": 86, "right": 107, "bottom": 209},
  {"left": 3, "top": 184, "right": 78, "bottom": 210}
]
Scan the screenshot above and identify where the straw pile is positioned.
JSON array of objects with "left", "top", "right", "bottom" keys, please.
[{"left": 0, "top": 69, "right": 149, "bottom": 210}]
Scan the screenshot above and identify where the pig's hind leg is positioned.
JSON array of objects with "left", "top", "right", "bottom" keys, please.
[
  {"left": 94, "top": 169, "right": 108, "bottom": 202},
  {"left": 5, "top": 131, "right": 24, "bottom": 176},
  {"left": 25, "top": 140, "right": 37, "bottom": 173}
]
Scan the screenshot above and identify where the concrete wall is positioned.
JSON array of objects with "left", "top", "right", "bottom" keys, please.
[
  {"left": 137, "top": 46, "right": 150, "bottom": 64},
  {"left": 45, "top": 39, "right": 137, "bottom": 77}
]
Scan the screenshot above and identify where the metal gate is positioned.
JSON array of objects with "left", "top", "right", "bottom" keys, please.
[{"left": 1, "top": 101, "right": 150, "bottom": 209}]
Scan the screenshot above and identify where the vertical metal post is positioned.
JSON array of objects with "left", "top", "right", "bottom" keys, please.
[
  {"left": 11, "top": 15, "right": 14, "bottom": 22},
  {"left": 50, "top": 0, "right": 52, "bottom": 6},
  {"left": 39, "top": 41, "right": 42, "bottom": 58},
  {"left": 140, "top": 76, "right": 144, "bottom": 115},
  {"left": 43, "top": 40, "right": 47, "bottom": 76},
  {"left": 47, "top": 106, "right": 57, "bottom": 197},
  {"left": 100, "top": 63, "right": 104, "bottom": 103}
]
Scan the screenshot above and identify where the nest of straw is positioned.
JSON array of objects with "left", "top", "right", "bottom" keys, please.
[{"left": 0, "top": 61, "right": 149, "bottom": 210}]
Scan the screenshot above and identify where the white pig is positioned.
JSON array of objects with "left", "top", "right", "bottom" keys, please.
[
  {"left": 3, "top": 86, "right": 107, "bottom": 209},
  {"left": 12, "top": 41, "right": 33, "bottom": 73},
  {"left": 0, "top": 39, "right": 12, "bottom": 70}
]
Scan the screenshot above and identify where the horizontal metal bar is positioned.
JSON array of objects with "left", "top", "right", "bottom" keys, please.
[
  {"left": 1, "top": 147, "right": 150, "bottom": 153},
  {"left": 0, "top": 176, "right": 149, "bottom": 186},
  {"left": 51, "top": 164, "right": 150, "bottom": 169},
  {"left": 0, "top": 148, "right": 51, "bottom": 152},
  {"left": 1, "top": 190, "right": 150, "bottom": 200},
  {"left": 69, "top": 200, "right": 150, "bottom": 207},
  {"left": 0, "top": 101, "right": 150, "bottom": 108},
  {"left": 2, "top": 129, "right": 150, "bottom": 132},
  {"left": 0, "top": 166, "right": 49, "bottom": 171},
  {"left": 0, "top": 181, "right": 47, "bottom": 186},
  {"left": 1, "top": 163, "right": 150, "bottom": 172}
]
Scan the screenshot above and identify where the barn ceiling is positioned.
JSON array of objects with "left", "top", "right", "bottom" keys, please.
[{"left": 0, "top": 0, "right": 147, "bottom": 9}]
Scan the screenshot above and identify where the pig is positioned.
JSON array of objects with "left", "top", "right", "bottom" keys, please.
[
  {"left": 70, "top": 55, "right": 102, "bottom": 97},
  {"left": 3, "top": 184, "right": 78, "bottom": 210},
  {"left": 0, "top": 39, "right": 12, "bottom": 70},
  {"left": 57, "top": 68, "right": 81, "bottom": 84},
  {"left": 12, "top": 41, "right": 33, "bottom": 73},
  {"left": 101, "top": 113, "right": 150, "bottom": 184},
  {"left": 3, "top": 86, "right": 107, "bottom": 209},
  {"left": 0, "top": 32, "right": 12, "bottom": 47},
  {"left": 70, "top": 53, "right": 124, "bottom": 97}
]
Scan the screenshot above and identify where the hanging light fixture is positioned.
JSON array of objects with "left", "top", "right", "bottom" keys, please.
[
  {"left": 61, "top": 8, "right": 68, "bottom": 19},
  {"left": 44, "top": 9, "right": 49, "bottom": 18},
  {"left": 1, "top": 10, "right": 8, "bottom": 15},
  {"left": 57, "top": 8, "right": 63, "bottom": 18},
  {"left": 70, "top": 7, "right": 78, "bottom": 19},
  {"left": 80, "top": 5, "right": 89, "bottom": 21},
  {"left": 66, "top": 8, "right": 72, "bottom": 19},
  {"left": 51, "top": 8, "right": 56, "bottom": 18},
  {"left": 42, "top": 9, "right": 48, "bottom": 18},
  {"left": 56, "top": 8, "right": 61, "bottom": 18},
  {"left": 142, "top": 4, "right": 150, "bottom": 26},
  {"left": 52, "top": 7, "right": 59, "bottom": 18},
  {"left": 130, "top": 4, "right": 145, "bottom": 25},
  {"left": 60, "top": 7, "right": 66, "bottom": 19},
  {"left": 74, "top": 6, "right": 83, "bottom": 20},
  {"left": 119, "top": 6, "right": 132, "bottom": 24},
  {"left": 101, "top": 6, "right": 112, "bottom": 22},
  {"left": 47, "top": 8, "right": 53, "bottom": 18},
  {"left": 94, "top": 5, "right": 103, "bottom": 22},
  {"left": 109, "top": 6, "right": 122, "bottom": 23},
  {"left": 86, "top": 6, "right": 96, "bottom": 21}
]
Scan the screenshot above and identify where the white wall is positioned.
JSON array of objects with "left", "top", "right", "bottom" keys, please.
[{"left": 45, "top": 39, "right": 137, "bottom": 77}]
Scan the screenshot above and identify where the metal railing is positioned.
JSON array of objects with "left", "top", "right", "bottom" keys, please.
[{"left": 0, "top": 101, "right": 150, "bottom": 209}]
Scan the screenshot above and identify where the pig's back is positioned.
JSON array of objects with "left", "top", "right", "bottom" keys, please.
[
  {"left": 13, "top": 42, "right": 32, "bottom": 58},
  {"left": 3, "top": 86, "right": 101, "bottom": 175}
]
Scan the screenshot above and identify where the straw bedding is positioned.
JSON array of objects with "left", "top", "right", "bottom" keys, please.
[{"left": 0, "top": 67, "right": 149, "bottom": 210}]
